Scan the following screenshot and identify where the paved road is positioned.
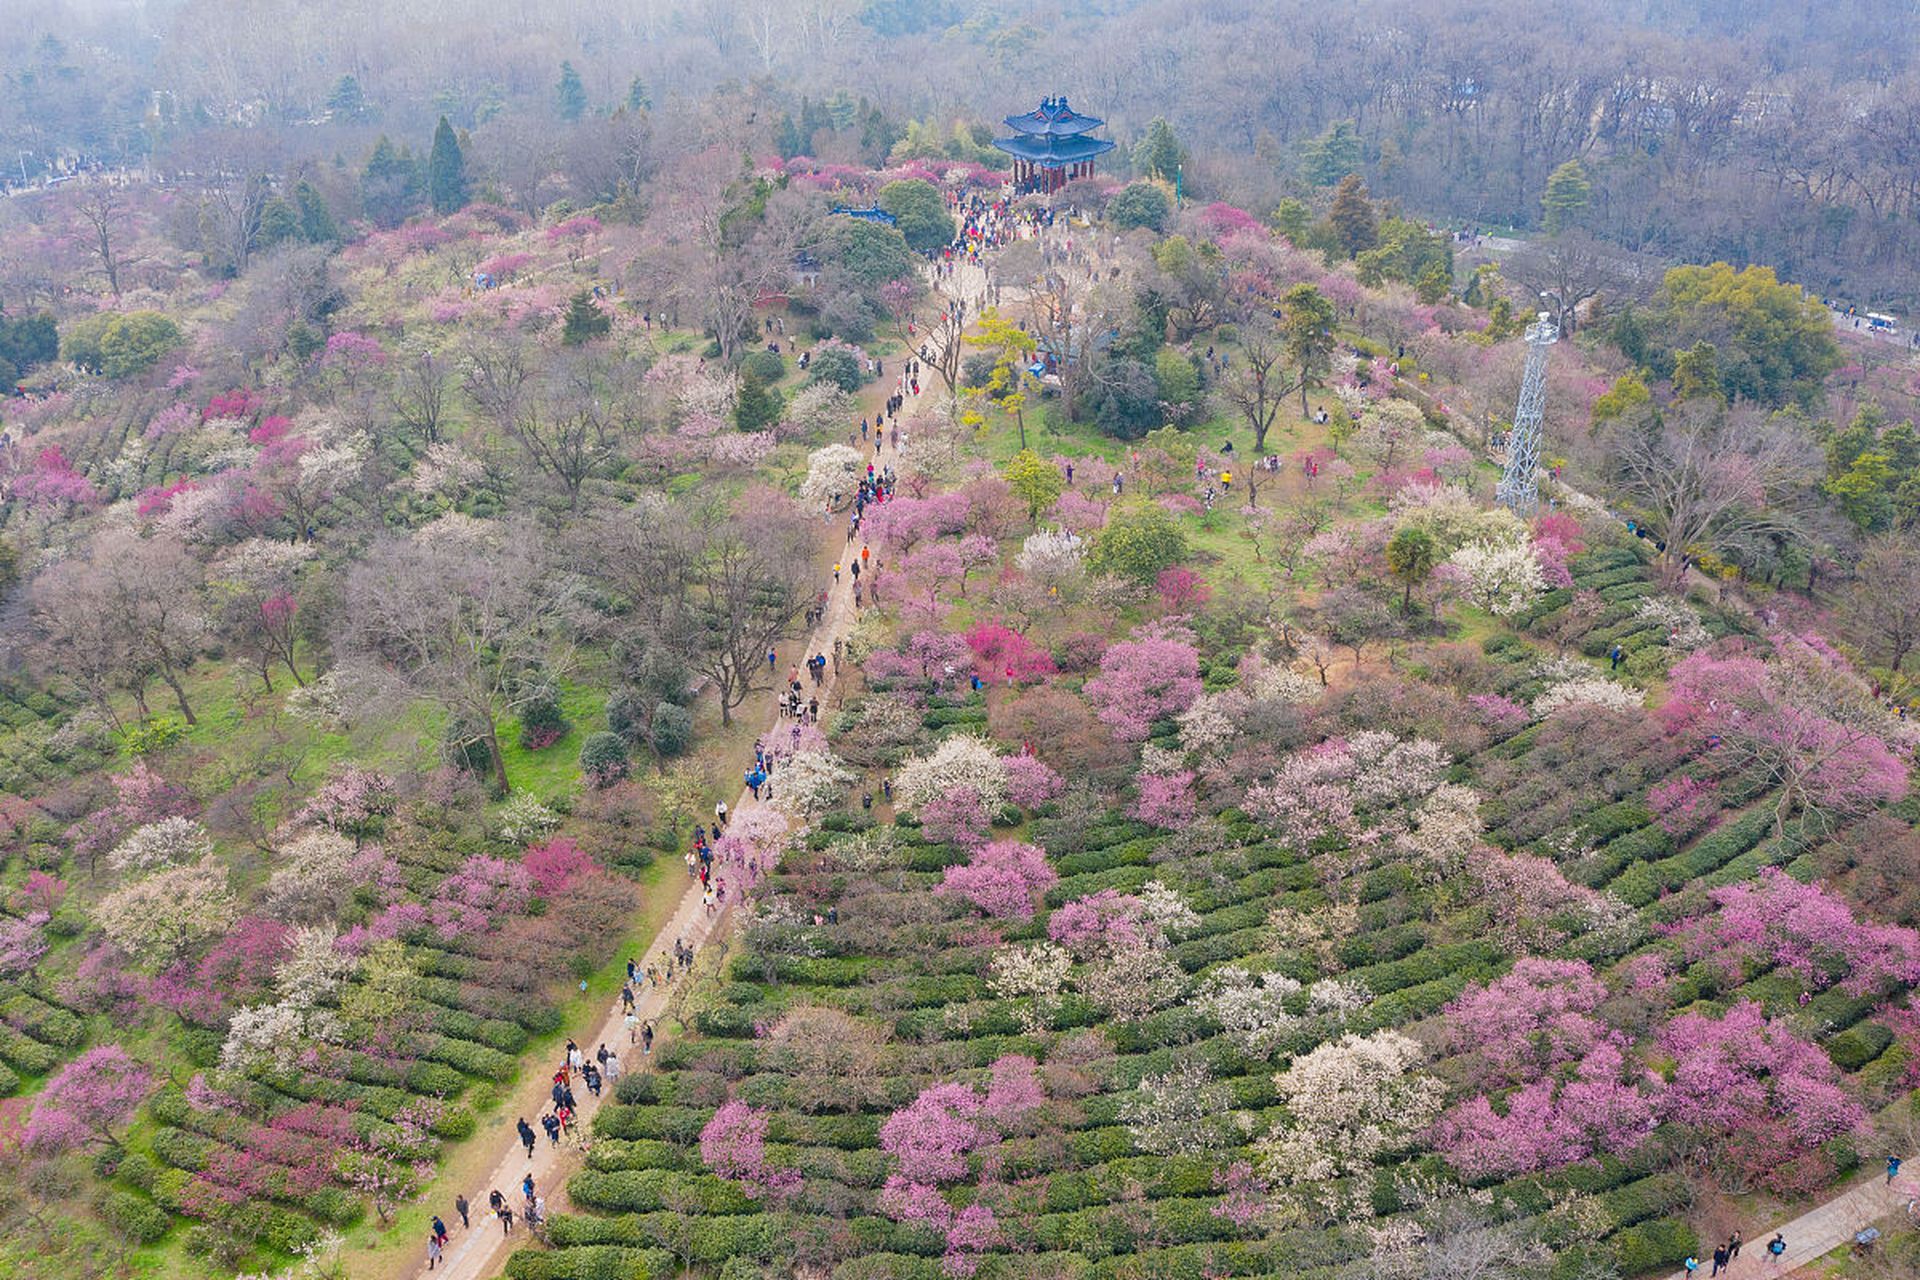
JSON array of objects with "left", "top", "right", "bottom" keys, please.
[{"left": 1658, "top": 1161, "right": 1914, "bottom": 1277}]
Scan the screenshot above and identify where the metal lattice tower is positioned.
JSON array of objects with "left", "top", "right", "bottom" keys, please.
[{"left": 1495, "top": 312, "right": 1559, "bottom": 516}]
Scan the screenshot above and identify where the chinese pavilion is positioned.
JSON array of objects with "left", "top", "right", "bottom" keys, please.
[{"left": 993, "top": 96, "right": 1116, "bottom": 195}]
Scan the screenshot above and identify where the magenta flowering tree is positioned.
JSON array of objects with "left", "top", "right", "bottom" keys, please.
[
  {"left": 1661, "top": 643, "right": 1908, "bottom": 836},
  {"left": 24, "top": 1045, "right": 153, "bottom": 1153},
  {"left": 700, "top": 1100, "right": 800, "bottom": 1201},
  {"left": 1002, "top": 754, "right": 1064, "bottom": 809},
  {"left": 922, "top": 786, "right": 992, "bottom": 849},
  {"left": 249, "top": 413, "right": 293, "bottom": 444},
  {"left": 981, "top": 1054, "right": 1045, "bottom": 1129},
  {"left": 935, "top": 840, "right": 1057, "bottom": 919},
  {"left": 1444, "top": 958, "right": 1612, "bottom": 1086},
  {"left": 865, "top": 492, "right": 972, "bottom": 553},
  {"left": 1132, "top": 769, "right": 1197, "bottom": 829},
  {"left": 1434, "top": 1042, "right": 1658, "bottom": 1179},
  {"left": 963, "top": 621, "right": 1057, "bottom": 685},
  {"left": 12, "top": 447, "right": 98, "bottom": 509},
  {"left": 943, "top": 1203, "right": 1001, "bottom": 1278},
  {"left": 1047, "top": 889, "right": 1149, "bottom": 959},
  {"left": 523, "top": 837, "right": 599, "bottom": 898},
  {"left": 1155, "top": 567, "right": 1211, "bottom": 613},
  {"left": 152, "top": 915, "right": 291, "bottom": 1025},
  {"left": 1680, "top": 867, "right": 1920, "bottom": 996},
  {"left": 1647, "top": 774, "right": 1721, "bottom": 839},
  {"left": 430, "top": 854, "right": 534, "bottom": 938},
  {"left": 1083, "top": 630, "right": 1203, "bottom": 741},
  {"left": 0, "top": 913, "right": 48, "bottom": 978},
  {"left": 904, "top": 629, "right": 976, "bottom": 687},
  {"left": 1210, "top": 1161, "right": 1270, "bottom": 1228},
  {"left": 1659, "top": 1000, "right": 1863, "bottom": 1146},
  {"left": 17, "top": 870, "right": 64, "bottom": 916},
  {"left": 202, "top": 388, "right": 265, "bottom": 422},
  {"left": 880, "top": 1082, "right": 990, "bottom": 1186},
  {"left": 1467, "top": 693, "right": 1531, "bottom": 733}
]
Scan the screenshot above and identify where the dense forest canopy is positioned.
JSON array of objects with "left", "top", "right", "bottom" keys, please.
[{"left": 7, "top": 0, "right": 1920, "bottom": 302}]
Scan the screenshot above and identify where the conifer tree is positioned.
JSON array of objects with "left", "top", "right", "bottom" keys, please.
[{"left": 427, "top": 115, "right": 468, "bottom": 215}]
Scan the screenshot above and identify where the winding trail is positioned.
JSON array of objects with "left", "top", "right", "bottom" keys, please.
[{"left": 409, "top": 258, "right": 988, "bottom": 1280}]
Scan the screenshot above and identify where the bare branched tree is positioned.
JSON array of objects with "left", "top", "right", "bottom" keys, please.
[
  {"left": 1601, "top": 401, "right": 1821, "bottom": 582},
  {"left": 342, "top": 518, "right": 569, "bottom": 794}
]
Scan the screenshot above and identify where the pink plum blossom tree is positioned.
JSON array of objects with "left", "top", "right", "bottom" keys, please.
[
  {"left": 922, "top": 786, "right": 992, "bottom": 849},
  {"left": 1662, "top": 642, "right": 1908, "bottom": 836},
  {"left": 1001, "top": 753, "right": 1064, "bottom": 809},
  {"left": 1659, "top": 1000, "right": 1863, "bottom": 1146},
  {"left": 24, "top": 1045, "right": 152, "bottom": 1153},
  {"left": 700, "top": 1100, "right": 800, "bottom": 1201},
  {"left": 1083, "top": 629, "right": 1202, "bottom": 741},
  {"left": 1680, "top": 867, "right": 1920, "bottom": 996},
  {"left": 1132, "top": 769, "right": 1198, "bottom": 829},
  {"left": 935, "top": 840, "right": 1057, "bottom": 919}
]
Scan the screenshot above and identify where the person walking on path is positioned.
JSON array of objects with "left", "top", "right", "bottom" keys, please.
[
  {"left": 455, "top": 1194, "right": 470, "bottom": 1231},
  {"left": 1726, "top": 1231, "right": 1740, "bottom": 1260},
  {"left": 1890, "top": 1156, "right": 1904, "bottom": 1183},
  {"left": 1767, "top": 1235, "right": 1785, "bottom": 1263},
  {"left": 428, "top": 1235, "right": 443, "bottom": 1270},
  {"left": 1683, "top": 1256, "right": 1697, "bottom": 1277},
  {"left": 1709, "top": 1245, "right": 1727, "bottom": 1276},
  {"left": 403, "top": 359, "right": 891, "bottom": 1280}
]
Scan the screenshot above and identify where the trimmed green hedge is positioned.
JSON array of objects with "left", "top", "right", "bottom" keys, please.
[
  {"left": 1610, "top": 1217, "right": 1697, "bottom": 1275},
  {"left": 98, "top": 1188, "right": 172, "bottom": 1243}
]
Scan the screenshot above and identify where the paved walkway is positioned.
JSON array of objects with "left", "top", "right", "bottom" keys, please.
[
  {"left": 410, "top": 260, "right": 984, "bottom": 1280},
  {"left": 1661, "top": 1160, "right": 1913, "bottom": 1278}
]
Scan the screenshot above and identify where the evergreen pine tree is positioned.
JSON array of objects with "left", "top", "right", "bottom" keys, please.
[
  {"left": 361, "top": 136, "right": 421, "bottom": 229},
  {"left": 561, "top": 291, "right": 613, "bottom": 346},
  {"left": 1541, "top": 158, "right": 1593, "bottom": 234},
  {"left": 626, "top": 76, "right": 651, "bottom": 111},
  {"left": 327, "top": 74, "right": 370, "bottom": 122},
  {"left": 427, "top": 115, "right": 468, "bottom": 215},
  {"left": 775, "top": 114, "right": 804, "bottom": 160},
  {"left": 1132, "top": 118, "right": 1185, "bottom": 182},
  {"left": 557, "top": 62, "right": 587, "bottom": 121},
  {"left": 734, "top": 372, "right": 782, "bottom": 432},
  {"left": 293, "top": 180, "right": 340, "bottom": 243},
  {"left": 1326, "top": 174, "right": 1378, "bottom": 259}
]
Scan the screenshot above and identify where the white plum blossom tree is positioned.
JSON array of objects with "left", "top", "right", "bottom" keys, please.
[
  {"left": 106, "top": 816, "right": 214, "bottom": 873},
  {"left": 1200, "top": 966, "right": 1304, "bottom": 1059},
  {"left": 1259, "top": 1030, "right": 1444, "bottom": 1187},
  {"left": 988, "top": 941, "right": 1074, "bottom": 1032},
  {"left": 1534, "top": 677, "right": 1643, "bottom": 717},
  {"left": 1448, "top": 539, "right": 1547, "bottom": 616},
  {"left": 771, "top": 749, "right": 858, "bottom": 820},
  {"left": 894, "top": 735, "right": 1010, "bottom": 813},
  {"left": 799, "top": 444, "right": 864, "bottom": 511}
]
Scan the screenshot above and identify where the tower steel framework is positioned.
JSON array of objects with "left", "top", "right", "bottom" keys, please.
[{"left": 1495, "top": 311, "right": 1559, "bottom": 516}]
